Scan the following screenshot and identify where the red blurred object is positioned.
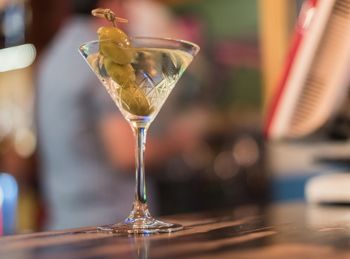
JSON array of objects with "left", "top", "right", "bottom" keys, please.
[{"left": 265, "top": 0, "right": 350, "bottom": 139}]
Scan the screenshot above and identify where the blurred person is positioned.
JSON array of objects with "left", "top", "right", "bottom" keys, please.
[{"left": 36, "top": 0, "right": 205, "bottom": 230}]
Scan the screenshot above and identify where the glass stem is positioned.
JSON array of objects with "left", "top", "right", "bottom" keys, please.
[
  {"left": 134, "top": 126, "right": 147, "bottom": 204},
  {"left": 126, "top": 124, "right": 152, "bottom": 222}
]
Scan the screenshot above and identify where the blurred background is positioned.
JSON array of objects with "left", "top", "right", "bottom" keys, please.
[{"left": 0, "top": 0, "right": 349, "bottom": 235}]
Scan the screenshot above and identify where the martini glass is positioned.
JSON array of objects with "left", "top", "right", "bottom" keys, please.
[{"left": 79, "top": 37, "right": 199, "bottom": 234}]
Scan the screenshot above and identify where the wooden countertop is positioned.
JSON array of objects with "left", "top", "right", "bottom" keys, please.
[{"left": 0, "top": 202, "right": 349, "bottom": 258}]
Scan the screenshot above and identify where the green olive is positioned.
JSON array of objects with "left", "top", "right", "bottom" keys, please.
[
  {"left": 103, "top": 57, "right": 135, "bottom": 86},
  {"left": 98, "top": 26, "right": 131, "bottom": 47},
  {"left": 100, "top": 41, "right": 134, "bottom": 65},
  {"left": 119, "top": 85, "right": 154, "bottom": 116},
  {"left": 97, "top": 26, "right": 152, "bottom": 116},
  {"left": 98, "top": 27, "right": 134, "bottom": 65}
]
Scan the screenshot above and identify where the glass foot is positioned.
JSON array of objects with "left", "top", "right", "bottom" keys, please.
[{"left": 98, "top": 217, "right": 183, "bottom": 234}]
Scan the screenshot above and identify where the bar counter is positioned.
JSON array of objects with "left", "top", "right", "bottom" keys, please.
[{"left": 0, "top": 202, "right": 349, "bottom": 258}]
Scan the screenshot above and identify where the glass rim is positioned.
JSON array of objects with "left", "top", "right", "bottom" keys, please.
[{"left": 79, "top": 36, "right": 200, "bottom": 55}]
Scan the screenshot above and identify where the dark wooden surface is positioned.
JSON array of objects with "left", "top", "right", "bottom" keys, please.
[{"left": 0, "top": 202, "right": 350, "bottom": 258}]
